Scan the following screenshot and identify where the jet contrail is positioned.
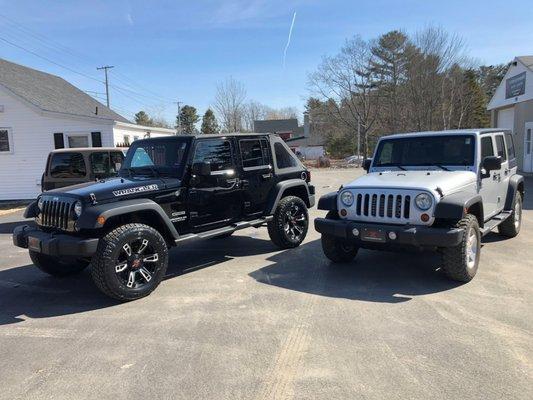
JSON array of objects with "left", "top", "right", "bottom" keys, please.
[{"left": 283, "top": 12, "right": 297, "bottom": 68}]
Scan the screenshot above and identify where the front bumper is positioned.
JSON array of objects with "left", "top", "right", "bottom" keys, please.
[
  {"left": 13, "top": 225, "right": 99, "bottom": 257},
  {"left": 314, "top": 218, "right": 463, "bottom": 248}
]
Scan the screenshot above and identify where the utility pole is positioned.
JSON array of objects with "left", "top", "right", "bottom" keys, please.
[
  {"left": 97, "top": 65, "right": 114, "bottom": 107},
  {"left": 174, "top": 101, "right": 182, "bottom": 135}
]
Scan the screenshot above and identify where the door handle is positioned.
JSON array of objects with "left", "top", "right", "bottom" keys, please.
[{"left": 261, "top": 173, "right": 273, "bottom": 180}]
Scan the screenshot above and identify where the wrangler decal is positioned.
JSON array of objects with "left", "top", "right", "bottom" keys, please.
[{"left": 112, "top": 184, "right": 159, "bottom": 197}]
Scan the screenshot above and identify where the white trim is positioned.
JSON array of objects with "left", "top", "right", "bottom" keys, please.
[
  {"left": 0, "top": 127, "right": 14, "bottom": 154},
  {"left": 114, "top": 120, "right": 176, "bottom": 135}
]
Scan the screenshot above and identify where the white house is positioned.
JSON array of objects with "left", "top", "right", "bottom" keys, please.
[
  {"left": 488, "top": 56, "right": 533, "bottom": 172},
  {"left": 0, "top": 58, "right": 175, "bottom": 200}
]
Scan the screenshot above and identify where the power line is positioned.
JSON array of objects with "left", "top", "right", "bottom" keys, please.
[{"left": 0, "top": 35, "right": 104, "bottom": 83}]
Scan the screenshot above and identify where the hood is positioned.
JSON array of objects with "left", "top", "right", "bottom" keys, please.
[
  {"left": 344, "top": 170, "right": 477, "bottom": 196},
  {"left": 45, "top": 176, "right": 180, "bottom": 203}
]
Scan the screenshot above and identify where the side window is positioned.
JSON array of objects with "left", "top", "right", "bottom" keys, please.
[
  {"left": 90, "top": 152, "right": 110, "bottom": 175},
  {"left": 274, "top": 142, "right": 297, "bottom": 169},
  {"left": 480, "top": 137, "right": 494, "bottom": 159},
  {"left": 50, "top": 153, "right": 86, "bottom": 178},
  {"left": 110, "top": 152, "right": 125, "bottom": 173},
  {"left": 495, "top": 135, "right": 507, "bottom": 161},
  {"left": 505, "top": 134, "right": 516, "bottom": 159},
  {"left": 239, "top": 139, "right": 269, "bottom": 168},
  {"left": 193, "top": 139, "right": 233, "bottom": 172}
]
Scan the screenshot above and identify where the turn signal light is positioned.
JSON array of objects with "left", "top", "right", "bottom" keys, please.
[
  {"left": 340, "top": 209, "right": 347, "bottom": 217},
  {"left": 97, "top": 215, "right": 106, "bottom": 226},
  {"left": 421, "top": 213, "right": 430, "bottom": 222}
]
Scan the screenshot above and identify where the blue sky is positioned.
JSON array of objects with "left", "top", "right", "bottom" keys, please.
[{"left": 0, "top": 0, "right": 532, "bottom": 124}]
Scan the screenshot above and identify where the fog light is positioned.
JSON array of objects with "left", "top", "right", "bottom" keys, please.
[
  {"left": 388, "top": 231, "right": 397, "bottom": 240},
  {"left": 352, "top": 228, "right": 359, "bottom": 237},
  {"left": 421, "top": 213, "right": 430, "bottom": 222},
  {"left": 340, "top": 209, "right": 347, "bottom": 217}
]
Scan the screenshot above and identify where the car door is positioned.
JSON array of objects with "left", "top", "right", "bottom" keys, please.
[
  {"left": 478, "top": 135, "right": 499, "bottom": 219},
  {"left": 187, "top": 138, "right": 243, "bottom": 231},
  {"left": 238, "top": 137, "right": 275, "bottom": 217},
  {"left": 494, "top": 133, "right": 509, "bottom": 212}
]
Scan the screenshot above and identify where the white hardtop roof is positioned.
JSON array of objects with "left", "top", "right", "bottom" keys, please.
[{"left": 379, "top": 129, "right": 510, "bottom": 141}]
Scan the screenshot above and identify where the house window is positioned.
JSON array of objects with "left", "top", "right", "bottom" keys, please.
[
  {"left": 54, "top": 133, "right": 65, "bottom": 149},
  {"left": 91, "top": 132, "right": 102, "bottom": 147},
  {"left": 67, "top": 135, "right": 89, "bottom": 148},
  {"left": 0, "top": 128, "right": 12, "bottom": 153}
]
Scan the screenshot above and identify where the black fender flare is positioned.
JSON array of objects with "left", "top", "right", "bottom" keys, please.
[
  {"left": 317, "top": 191, "right": 338, "bottom": 211},
  {"left": 434, "top": 192, "right": 484, "bottom": 227},
  {"left": 505, "top": 174, "right": 524, "bottom": 210},
  {"left": 23, "top": 200, "right": 39, "bottom": 218},
  {"left": 76, "top": 198, "right": 179, "bottom": 239},
  {"left": 266, "top": 179, "right": 312, "bottom": 215}
]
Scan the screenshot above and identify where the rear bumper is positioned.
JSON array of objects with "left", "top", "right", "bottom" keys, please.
[
  {"left": 314, "top": 218, "right": 463, "bottom": 248},
  {"left": 13, "top": 225, "right": 98, "bottom": 257}
]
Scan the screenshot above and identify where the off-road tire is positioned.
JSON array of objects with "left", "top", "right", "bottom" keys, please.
[
  {"left": 29, "top": 251, "right": 89, "bottom": 277},
  {"left": 321, "top": 234, "right": 359, "bottom": 263},
  {"left": 267, "top": 196, "right": 309, "bottom": 249},
  {"left": 91, "top": 223, "right": 169, "bottom": 301},
  {"left": 498, "top": 191, "right": 522, "bottom": 238},
  {"left": 320, "top": 211, "right": 359, "bottom": 263},
  {"left": 439, "top": 214, "right": 480, "bottom": 282}
]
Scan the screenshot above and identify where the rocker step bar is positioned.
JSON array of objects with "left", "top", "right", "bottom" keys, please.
[
  {"left": 480, "top": 210, "right": 512, "bottom": 236},
  {"left": 174, "top": 216, "right": 273, "bottom": 244}
]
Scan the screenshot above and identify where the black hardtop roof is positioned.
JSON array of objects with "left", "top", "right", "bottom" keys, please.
[{"left": 134, "top": 133, "right": 273, "bottom": 143}]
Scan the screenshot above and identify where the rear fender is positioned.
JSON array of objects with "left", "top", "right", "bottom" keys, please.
[
  {"left": 505, "top": 174, "right": 524, "bottom": 209},
  {"left": 265, "top": 179, "right": 311, "bottom": 215}
]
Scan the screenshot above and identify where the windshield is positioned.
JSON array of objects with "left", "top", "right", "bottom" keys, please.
[
  {"left": 120, "top": 138, "right": 191, "bottom": 178},
  {"left": 373, "top": 135, "right": 475, "bottom": 168}
]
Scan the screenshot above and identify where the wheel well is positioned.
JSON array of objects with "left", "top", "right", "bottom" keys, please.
[
  {"left": 281, "top": 185, "right": 310, "bottom": 207},
  {"left": 102, "top": 210, "right": 175, "bottom": 245},
  {"left": 467, "top": 202, "right": 483, "bottom": 228},
  {"left": 518, "top": 181, "right": 524, "bottom": 196}
]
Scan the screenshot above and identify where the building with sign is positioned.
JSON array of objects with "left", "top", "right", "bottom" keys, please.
[{"left": 488, "top": 56, "right": 533, "bottom": 172}]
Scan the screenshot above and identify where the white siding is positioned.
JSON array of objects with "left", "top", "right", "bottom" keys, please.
[
  {"left": 0, "top": 87, "right": 114, "bottom": 200},
  {"left": 112, "top": 123, "right": 175, "bottom": 146}
]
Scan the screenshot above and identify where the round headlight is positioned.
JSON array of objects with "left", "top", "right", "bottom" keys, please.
[
  {"left": 73, "top": 201, "right": 83, "bottom": 217},
  {"left": 415, "top": 193, "right": 433, "bottom": 210},
  {"left": 340, "top": 191, "right": 354, "bottom": 206},
  {"left": 37, "top": 197, "right": 44, "bottom": 211}
]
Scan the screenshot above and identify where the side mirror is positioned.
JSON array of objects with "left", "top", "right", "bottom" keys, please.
[
  {"left": 115, "top": 162, "right": 122, "bottom": 171},
  {"left": 482, "top": 156, "right": 502, "bottom": 173},
  {"left": 363, "top": 158, "right": 372, "bottom": 172},
  {"left": 192, "top": 162, "right": 211, "bottom": 176}
]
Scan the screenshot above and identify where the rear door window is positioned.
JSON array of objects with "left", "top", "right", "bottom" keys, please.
[
  {"left": 239, "top": 139, "right": 270, "bottom": 168},
  {"left": 505, "top": 134, "right": 516, "bottom": 159},
  {"left": 50, "top": 152, "right": 86, "bottom": 178}
]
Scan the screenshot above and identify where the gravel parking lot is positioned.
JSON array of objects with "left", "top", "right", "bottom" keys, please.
[{"left": 0, "top": 168, "right": 532, "bottom": 400}]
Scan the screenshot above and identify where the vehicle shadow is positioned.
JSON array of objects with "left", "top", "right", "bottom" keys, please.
[
  {"left": 0, "top": 235, "right": 279, "bottom": 326},
  {"left": 249, "top": 239, "right": 463, "bottom": 304}
]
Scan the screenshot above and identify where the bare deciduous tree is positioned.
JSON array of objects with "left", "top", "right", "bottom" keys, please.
[
  {"left": 242, "top": 100, "right": 271, "bottom": 132},
  {"left": 308, "top": 36, "right": 380, "bottom": 156},
  {"left": 213, "top": 77, "right": 247, "bottom": 132}
]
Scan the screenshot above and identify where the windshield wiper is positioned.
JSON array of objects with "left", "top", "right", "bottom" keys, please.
[
  {"left": 135, "top": 165, "right": 161, "bottom": 178},
  {"left": 433, "top": 164, "right": 450, "bottom": 171},
  {"left": 379, "top": 163, "right": 407, "bottom": 171}
]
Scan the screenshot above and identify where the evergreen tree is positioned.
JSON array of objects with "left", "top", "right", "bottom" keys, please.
[
  {"left": 177, "top": 105, "right": 199, "bottom": 134},
  {"left": 201, "top": 109, "right": 220, "bottom": 134},
  {"left": 134, "top": 110, "right": 153, "bottom": 126}
]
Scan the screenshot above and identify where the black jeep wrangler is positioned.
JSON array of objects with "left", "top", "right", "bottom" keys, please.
[{"left": 13, "top": 134, "right": 315, "bottom": 300}]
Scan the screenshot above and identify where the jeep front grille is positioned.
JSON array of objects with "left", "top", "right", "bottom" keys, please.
[
  {"left": 38, "top": 197, "right": 76, "bottom": 231},
  {"left": 342, "top": 189, "right": 433, "bottom": 225}
]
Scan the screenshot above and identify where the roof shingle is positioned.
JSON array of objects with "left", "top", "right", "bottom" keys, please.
[{"left": 0, "top": 58, "right": 129, "bottom": 122}]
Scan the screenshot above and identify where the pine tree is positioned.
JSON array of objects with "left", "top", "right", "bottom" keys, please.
[
  {"left": 177, "top": 105, "right": 199, "bottom": 134},
  {"left": 134, "top": 110, "right": 153, "bottom": 126},
  {"left": 201, "top": 109, "right": 220, "bottom": 134}
]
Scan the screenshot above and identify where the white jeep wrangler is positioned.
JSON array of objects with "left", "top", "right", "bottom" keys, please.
[{"left": 314, "top": 129, "right": 524, "bottom": 282}]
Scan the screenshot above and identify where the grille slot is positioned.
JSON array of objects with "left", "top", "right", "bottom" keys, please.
[{"left": 39, "top": 198, "right": 74, "bottom": 231}]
